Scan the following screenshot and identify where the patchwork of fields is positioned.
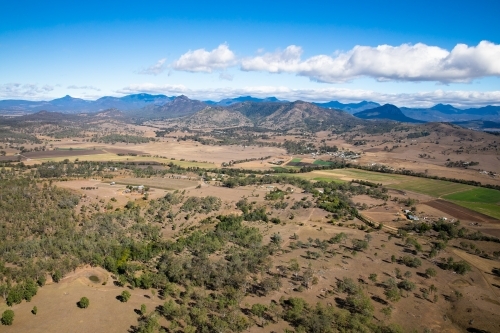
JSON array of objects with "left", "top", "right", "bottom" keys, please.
[{"left": 278, "top": 168, "right": 500, "bottom": 219}]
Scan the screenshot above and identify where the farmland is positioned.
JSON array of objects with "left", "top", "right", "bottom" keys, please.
[
  {"left": 1, "top": 108, "right": 500, "bottom": 333},
  {"left": 111, "top": 177, "right": 199, "bottom": 190}
]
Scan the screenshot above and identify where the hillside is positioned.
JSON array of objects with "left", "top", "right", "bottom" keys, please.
[
  {"left": 401, "top": 104, "right": 500, "bottom": 122},
  {"left": 142, "top": 95, "right": 207, "bottom": 118},
  {"left": 315, "top": 100, "right": 381, "bottom": 113},
  {"left": 257, "top": 101, "right": 362, "bottom": 130},
  {"left": 180, "top": 106, "right": 253, "bottom": 128},
  {"left": 354, "top": 104, "right": 424, "bottom": 123}
]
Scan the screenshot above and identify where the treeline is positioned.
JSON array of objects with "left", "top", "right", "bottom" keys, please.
[
  {"left": 445, "top": 160, "right": 479, "bottom": 168},
  {"left": 407, "top": 131, "right": 430, "bottom": 139},
  {"left": 0, "top": 128, "right": 41, "bottom": 144},
  {"left": 222, "top": 155, "right": 272, "bottom": 167},
  {"left": 91, "top": 134, "right": 154, "bottom": 144}
]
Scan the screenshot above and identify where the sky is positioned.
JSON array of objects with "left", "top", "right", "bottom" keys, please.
[{"left": 1, "top": 0, "right": 499, "bottom": 107}]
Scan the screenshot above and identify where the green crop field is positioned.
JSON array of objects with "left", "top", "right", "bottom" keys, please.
[
  {"left": 390, "top": 179, "right": 474, "bottom": 197},
  {"left": 291, "top": 158, "right": 302, "bottom": 163},
  {"left": 443, "top": 187, "right": 500, "bottom": 204},
  {"left": 319, "top": 169, "right": 406, "bottom": 184},
  {"left": 449, "top": 201, "right": 500, "bottom": 220},
  {"left": 313, "top": 160, "right": 333, "bottom": 166},
  {"left": 442, "top": 188, "right": 500, "bottom": 219},
  {"left": 312, "top": 177, "right": 345, "bottom": 183}
]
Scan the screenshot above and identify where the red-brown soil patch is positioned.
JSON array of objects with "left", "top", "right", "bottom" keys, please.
[{"left": 425, "top": 199, "right": 500, "bottom": 223}]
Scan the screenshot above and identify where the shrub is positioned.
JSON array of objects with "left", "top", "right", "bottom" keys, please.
[
  {"left": 120, "top": 290, "right": 131, "bottom": 302},
  {"left": 1, "top": 310, "right": 14, "bottom": 325},
  {"left": 78, "top": 297, "right": 89, "bottom": 309},
  {"left": 425, "top": 267, "right": 437, "bottom": 278}
]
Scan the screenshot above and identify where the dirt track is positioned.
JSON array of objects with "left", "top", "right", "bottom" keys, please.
[{"left": 425, "top": 199, "right": 499, "bottom": 223}]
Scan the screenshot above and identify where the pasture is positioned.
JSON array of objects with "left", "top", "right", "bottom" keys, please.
[{"left": 111, "top": 177, "right": 199, "bottom": 190}]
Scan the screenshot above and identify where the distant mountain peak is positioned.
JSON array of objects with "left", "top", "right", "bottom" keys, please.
[
  {"left": 431, "top": 103, "right": 460, "bottom": 113},
  {"left": 354, "top": 104, "right": 424, "bottom": 123}
]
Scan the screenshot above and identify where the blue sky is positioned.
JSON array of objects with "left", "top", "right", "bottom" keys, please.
[{"left": 1, "top": 0, "right": 499, "bottom": 107}]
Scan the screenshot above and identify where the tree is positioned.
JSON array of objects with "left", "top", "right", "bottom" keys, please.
[
  {"left": 140, "top": 304, "right": 147, "bottom": 315},
  {"left": 52, "top": 270, "right": 62, "bottom": 283},
  {"left": 1, "top": 310, "right": 14, "bottom": 325},
  {"left": 364, "top": 234, "right": 373, "bottom": 243},
  {"left": 270, "top": 233, "right": 283, "bottom": 248},
  {"left": 32, "top": 306, "right": 38, "bottom": 315},
  {"left": 120, "top": 290, "right": 131, "bottom": 302},
  {"left": 425, "top": 267, "right": 437, "bottom": 278},
  {"left": 369, "top": 273, "right": 377, "bottom": 283},
  {"left": 251, "top": 303, "right": 267, "bottom": 326},
  {"left": 345, "top": 290, "right": 374, "bottom": 317},
  {"left": 289, "top": 259, "right": 300, "bottom": 279},
  {"left": 78, "top": 297, "right": 89, "bottom": 309},
  {"left": 385, "top": 287, "right": 401, "bottom": 303},
  {"left": 381, "top": 306, "right": 392, "bottom": 319}
]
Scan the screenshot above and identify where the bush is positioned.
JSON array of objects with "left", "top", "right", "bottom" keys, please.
[
  {"left": 120, "top": 290, "right": 131, "bottom": 302},
  {"left": 425, "top": 267, "right": 437, "bottom": 278},
  {"left": 401, "top": 255, "right": 422, "bottom": 268},
  {"left": 2, "top": 310, "right": 14, "bottom": 325},
  {"left": 78, "top": 297, "right": 89, "bottom": 309}
]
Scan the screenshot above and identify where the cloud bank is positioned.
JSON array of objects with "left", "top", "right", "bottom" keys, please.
[
  {"left": 173, "top": 41, "right": 500, "bottom": 83},
  {"left": 117, "top": 83, "right": 500, "bottom": 108},
  {"left": 0, "top": 83, "right": 54, "bottom": 99},
  {"left": 172, "top": 44, "right": 237, "bottom": 73}
]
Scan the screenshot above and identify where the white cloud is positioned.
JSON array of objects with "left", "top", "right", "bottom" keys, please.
[
  {"left": 241, "top": 41, "right": 500, "bottom": 83},
  {"left": 172, "top": 44, "right": 237, "bottom": 73},
  {"left": 138, "top": 58, "right": 167, "bottom": 76},
  {"left": 0, "top": 83, "right": 54, "bottom": 99},
  {"left": 241, "top": 45, "right": 303, "bottom": 73},
  {"left": 117, "top": 83, "right": 500, "bottom": 108},
  {"left": 67, "top": 85, "right": 101, "bottom": 91}
]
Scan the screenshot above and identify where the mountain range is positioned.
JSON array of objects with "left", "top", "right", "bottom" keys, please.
[
  {"left": 353, "top": 104, "right": 425, "bottom": 123},
  {"left": 0, "top": 94, "right": 499, "bottom": 126}
]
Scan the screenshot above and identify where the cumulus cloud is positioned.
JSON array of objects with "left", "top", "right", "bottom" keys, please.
[
  {"left": 172, "top": 44, "right": 237, "bottom": 73},
  {"left": 241, "top": 41, "right": 500, "bottom": 83},
  {"left": 138, "top": 58, "right": 167, "bottom": 76},
  {"left": 67, "top": 85, "right": 101, "bottom": 91},
  {"left": 0, "top": 83, "right": 54, "bottom": 99},
  {"left": 117, "top": 83, "right": 500, "bottom": 108}
]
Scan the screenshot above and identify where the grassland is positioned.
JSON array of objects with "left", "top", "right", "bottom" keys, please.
[
  {"left": 34, "top": 153, "right": 216, "bottom": 168},
  {"left": 110, "top": 177, "right": 198, "bottom": 190}
]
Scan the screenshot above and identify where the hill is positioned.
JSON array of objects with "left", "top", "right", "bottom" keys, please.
[
  {"left": 401, "top": 104, "right": 500, "bottom": 122},
  {"left": 141, "top": 95, "right": 207, "bottom": 118},
  {"left": 180, "top": 106, "right": 253, "bottom": 128},
  {"left": 257, "top": 101, "right": 362, "bottom": 130},
  {"left": 354, "top": 104, "right": 425, "bottom": 123},
  {"left": 206, "top": 96, "right": 283, "bottom": 106},
  {"left": 0, "top": 93, "right": 171, "bottom": 114},
  {"left": 315, "top": 100, "right": 380, "bottom": 114}
]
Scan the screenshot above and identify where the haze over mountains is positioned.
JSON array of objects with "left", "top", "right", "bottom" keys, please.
[{"left": 1, "top": 94, "right": 499, "bottom": 127}]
